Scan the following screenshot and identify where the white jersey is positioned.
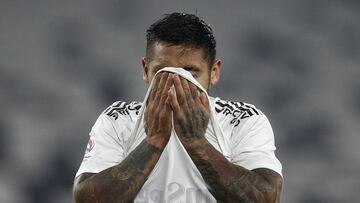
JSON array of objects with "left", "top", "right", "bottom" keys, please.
[{"left": 76, "top": 97, "right": 282, "bottom": 202}]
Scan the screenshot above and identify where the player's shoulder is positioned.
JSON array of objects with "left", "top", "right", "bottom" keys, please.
[
  {"left": 102, "top": 100, "right": 143, "bottom": 121},
  {"left": 210, "top": 96, "right": 263, "bottom": 127}
]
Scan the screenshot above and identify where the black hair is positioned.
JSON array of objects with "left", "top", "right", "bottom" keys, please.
[{"left": 146, "top": 12, "right": 216, "bottom": 66}]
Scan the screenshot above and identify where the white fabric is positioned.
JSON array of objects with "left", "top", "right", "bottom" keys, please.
[{"left": 75, "top": 67, "right": 282, "bottom": 203}]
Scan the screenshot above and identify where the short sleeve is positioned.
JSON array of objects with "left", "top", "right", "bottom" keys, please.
[
  {"left": 75, "top": 111, "right": 126, "bottom": 177},
  {"left": 231, "top": 114, "right": 282, "bottom": 176}
]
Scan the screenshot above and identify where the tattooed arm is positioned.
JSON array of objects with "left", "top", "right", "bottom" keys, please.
[
  {"left": 183, "top": 138, "right": 283, "bottom": 202},
  {"left": 74, "top": 73, "right": 174, "bottom": 203},
  {"left": 168, "top": 75, "right": 283, "bottom": 202},
  {"left": 74, "top": 140, "right": 163, "bottom": 203}
]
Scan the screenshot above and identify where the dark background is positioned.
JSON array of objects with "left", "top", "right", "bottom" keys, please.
[{"left": 1, "top": 0, "right": 359, "bottom": 202}]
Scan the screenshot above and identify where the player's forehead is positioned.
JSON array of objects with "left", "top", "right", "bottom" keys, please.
[{"left": 149, "top": 42, "right": 207, "bottom": 66}]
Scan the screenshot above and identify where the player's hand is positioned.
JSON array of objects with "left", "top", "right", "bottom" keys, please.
[
  {"left": 168, "top": 75, "right": 210, "bottom": 146},
  {"left": 144, "top": 72, "right": 173, "bottom": 150}
]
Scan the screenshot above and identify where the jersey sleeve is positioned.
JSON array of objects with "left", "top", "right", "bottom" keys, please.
[
  {"left": 230, "top": 113, "right": 282, "bottom": 176},
  {"left": 75, "top": 108, "right": 126, "bottom": 177}
]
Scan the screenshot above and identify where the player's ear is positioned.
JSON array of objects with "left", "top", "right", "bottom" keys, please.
[
  {"left": 210, "top": 59, "right": 222, "bottom": 85},
  {"left": 141, "top": 57, "right": 150, "bottom": 83}
]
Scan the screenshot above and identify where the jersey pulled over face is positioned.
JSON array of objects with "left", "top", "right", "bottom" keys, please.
[{"left": 143, "top": 42, "right": 219, "bottom": 91}]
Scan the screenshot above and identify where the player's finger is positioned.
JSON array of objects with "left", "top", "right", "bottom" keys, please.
[
  {"left": 159, "top": 95, "right": 173, "bottom": 127},
  {"left": 164, "top": 94, "right": 173, "bottom": 116},
  {"left": 160, "top": 73, "right": 173, "bottom": 105},
  {"left": 199, "top": 92, "right": 210, "bottom": 111},
  {"left": 155, "top": 72, "right": 168, "bottom": 102},
  {"left": 189, "top": 82, "right": 199, "bottom": 100},
  {"left": 168, "top": 86, "right": 181, "bottom": 114},
  {"left": 173, "top": 75, "right": 187, "bottom": 107},
  {"left": 181, "top": 77, "right": 194, "bottom": 107},
  {"left": 149, "top": 73, "right": 162, "bottom": 101}
]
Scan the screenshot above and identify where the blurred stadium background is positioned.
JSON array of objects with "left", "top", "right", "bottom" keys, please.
[{"left": 1, "top": 0, "right": 359, "bottom": 202}]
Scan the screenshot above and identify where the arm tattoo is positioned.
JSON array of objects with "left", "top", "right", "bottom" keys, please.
[
  {"left": 184, "top": 140, "right": 283, "bottom": 203},
  {"left": 74, "top": 140, "right": 162, "bottom": 203},
  {"left": 177, "top": 107, "right": 210, "bottom": 143}
]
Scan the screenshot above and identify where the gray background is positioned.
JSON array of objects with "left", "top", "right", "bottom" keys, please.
[{"left": 1, "top": 0, "right": 359, "bottom": 202}]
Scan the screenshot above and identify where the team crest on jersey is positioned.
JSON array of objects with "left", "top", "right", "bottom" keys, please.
[{"left": 84, "top": 137, "right": 95, "bottom": 158}]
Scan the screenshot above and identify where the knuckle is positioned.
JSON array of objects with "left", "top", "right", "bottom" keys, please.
[
  {"left": 178, "top": 95, "right": 185, "bottom": 104},
  {"left": 159, "top": 114, "right": 169, "bottom": 124},
  {"left": 158, "top": 110, "right": 167, "bottom": 118}
]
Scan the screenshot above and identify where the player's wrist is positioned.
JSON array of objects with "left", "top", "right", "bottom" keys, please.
[
  {"left": 146, "top": 136, "right": 168, "bottom": 150},
  {"left": 181, "top": 136, "right": 208, "bottom": 150}
]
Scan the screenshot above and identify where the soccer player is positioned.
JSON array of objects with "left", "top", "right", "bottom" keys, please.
[{"left": 73, "top": 12, "right": 283, "bottom": 203}]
